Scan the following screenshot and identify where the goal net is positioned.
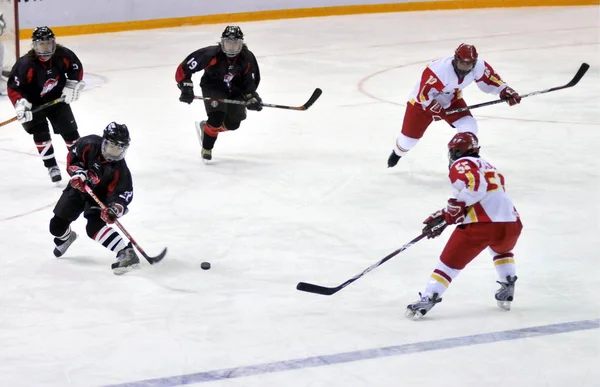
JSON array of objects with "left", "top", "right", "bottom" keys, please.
[{"left": 0, "top": 0, "right": 19, "bottom": 74}]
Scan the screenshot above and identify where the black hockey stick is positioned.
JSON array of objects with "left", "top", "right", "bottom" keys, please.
[
  {"left": 447, "top": 63, "right": 590, "bottom": 114},
  {"left": 194, "top": 88, "right": 322, "bottom": 111},
  {"left": 296, "top": 221, "right": 446, "bottom": 296},
  {"left": 1, "top": 96, "right": 65, "bottom": 128},
  {"left": 84, "top": 185, "right": 167, "bottom": 264}
]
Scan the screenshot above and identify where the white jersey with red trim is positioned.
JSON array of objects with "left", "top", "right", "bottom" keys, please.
[
  {"left": 408, "top": 56, "right": 509, "bottom": 109},
  {"left": 448, "top": 156, "right": 519, "bottom": 224}
]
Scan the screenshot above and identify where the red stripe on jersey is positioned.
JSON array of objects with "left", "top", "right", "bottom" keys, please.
[
  {"left": 417, "top": 67, "right": 444, "bottom": 103},
  {"left": 472, "top": 202, "right": 492, "bottom": 222},
  {"left": 433, "top": 269, "right": 453, "bottom": 284},
  {"left": 476, "top": 62, "right": 504, "bottom": 87},
  {"left": 205, "top": 57, "right": 217, "bottom": 69},
  {"left": 175, "top": 63, "right": 188, "bottom": 83},
  {"left": 244, "top": 62, "right": 251, "bottom": 75},
  {"left": 7, "top": 88, "right": 23, "bottom": 105},
  {"left": 27, "top": 68, "right": 34, "bottom": 84},
  {"left": 107, "top": 169, "right": 120, "bottom": 196}
]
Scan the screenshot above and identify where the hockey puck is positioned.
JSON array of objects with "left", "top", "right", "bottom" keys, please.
[{"left": 201, "top": 262, "right": 211, "bottom": 270}]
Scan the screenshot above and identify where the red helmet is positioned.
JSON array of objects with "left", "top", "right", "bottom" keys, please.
[
  {"left": 455, "top": 44, "right": 478, "bottom": 63},
  {"left": 448, "top": 132, "right": 480, "bottom": 163},
  {"left": 453, "top": 44, "right": 478, "bottom": 76}
]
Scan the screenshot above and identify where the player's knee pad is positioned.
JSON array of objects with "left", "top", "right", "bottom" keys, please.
[
  {"left": 206, "top": 111, "right": 226, "bottom": 128},
  {"left": 33, "top": 131, "right": 52, "bottom": 143},
  {"left": 62, "top": 130, "right": 80, "bottom": 142},
  {"left": 86, "top": 218, "right": 105, "bottom": 239},
  {"left": 49, "top": 216, "right": 70, "bottom": 237},
  {"left": 224, "top": 120, "right": 241, "bottom": 131}
]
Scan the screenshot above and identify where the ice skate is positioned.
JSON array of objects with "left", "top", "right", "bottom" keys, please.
[
  {"left": 48, "top": 166, "right": 62, "bottom": 183},
  {"left": 53, "top": 231, "right": 78, "bottom": 257},
  {"left": 405, "top": 292, "right": 442, "bottom": 320},
  {"left": 495, "top": 275, "right": 517, "bottom": 310},
  {"left": 195, "top": 121, "right": 212, "bottom": 162},
  {"left": 201, "top": 148, "right": 212, "bottom": 161},
  {"left": 111, "top": 242, "right": 140, "bottom": 275}
]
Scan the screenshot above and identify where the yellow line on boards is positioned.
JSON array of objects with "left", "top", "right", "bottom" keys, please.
[{"left": 19, "top": 0, "right": 598, "bottom": 39}]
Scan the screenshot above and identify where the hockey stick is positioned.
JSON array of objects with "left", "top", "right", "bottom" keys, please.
[
  {"left": 193, "top": 88, "right": 322, "bottom": 111},
  {"left": 447, "top": 63, "right": 590, "bottom": 114},
  {"left": 83, "top": 185, "right": 167, "bottom": 264},
  {"left": 296, "top": 221, "right": 446, "bottom": 296},
  {"left": 0, "top": 97, "right": 65, "bottom": 128}
]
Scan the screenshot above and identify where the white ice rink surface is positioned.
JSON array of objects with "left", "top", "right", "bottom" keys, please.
[{"left": 0, "top": 5, "right": 599, "bottom": 387}]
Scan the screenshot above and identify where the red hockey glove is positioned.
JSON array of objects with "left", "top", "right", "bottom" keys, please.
[
  {"left": 69, "top": 168, "right": 87, "bottom": 192},
  {"left": 424, "top": 100, "right": 447, "bottom": 121},
  {"left": 443, "top": 198, "right": 467, "bottom": 225},
  {"left": 500, "top": 86, "right": 521, "bottom": 106},
  {"left": 101, "top": 203, "right": 125, "bottom": 224},
  {"left": 422, "top": 210, "right": 447, "bottom": 239}
]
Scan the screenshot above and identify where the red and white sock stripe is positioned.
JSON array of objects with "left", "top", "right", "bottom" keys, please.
[
  {"left": 93, "top": 225, "right": 127, "bottom": 252},
  {"left": 35, "top": 140, "right": 55, "bottom": 161}
]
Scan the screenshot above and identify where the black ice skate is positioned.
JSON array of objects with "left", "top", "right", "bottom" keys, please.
[
  {"left": 405, "top": 292, "right": 442, "bottom": 320},
  {"left": 111, "top": 242, "right": 140, "bottom": 275},
  {"left": 48, "top": 166, "right": 62, "bottom": 183},
  {"left": 387, "top": 151, "right": 401, "bottom": 168},
  {"left": 495, "top": 275, "right": 517, "bottom": 310},
  {"left": 53, "top": 231, "right": 78, "bottom": 257}
]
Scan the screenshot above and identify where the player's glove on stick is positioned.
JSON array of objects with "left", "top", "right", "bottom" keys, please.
[
  {"left": 443, "top": 198, "right": 467, "bottom": 224},
  {"left": 15, "top": 99, "right": 33, "bottom": 123},
  {"left": 424, "top": 100, "right": 447, "bottom": 121},
  {"left": 101, "top": 203, "right": 125, "bottom": 224},
  {"left": 422, "top": 210, "right": 447, "bottom": 239},
  {"left": 178, "top": 79, "right": 194, "bottom": 104},
  {"left": 243, "top": 92, "right": 263, "bottom": 111},
  {"left": 68, "top": 167, "right": 88, "bottom": 192},
  {"left": 499, "top": 86, "right": 521, "bottom": 106},
  {"left": 62, "top": 80, "right": 86, "bottom": 104}
]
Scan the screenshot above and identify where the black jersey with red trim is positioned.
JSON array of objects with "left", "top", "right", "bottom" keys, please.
[
  {"left": 7, "top": 46, "right": 84, "bottom": 106},
  {"left": 67, "top": 135, "right": 134, "bottom": 209},
  {"left": 175, "top": 45, "right": 260, "bottom": 97}
]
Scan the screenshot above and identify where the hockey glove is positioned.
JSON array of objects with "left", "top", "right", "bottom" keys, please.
[
  {"left": 69, "top": 168, "right": 88, "bottom": 192},
  {"left": 387, "top": 150, "right": 401, "bottom": 168},
  {"left": 422, "top": 210, "right": 447, "bottom": 239},
  {"left": 15, "top": 99, "right": 33, "bottom": 123},
  {"left": 499, "top": 86, "right": 521, "bottom": 106},
  {"left": 178, "top": 79, "right": 194, "bottom": 104},
  {"left": 101, "top": 203, "right": 125, "bottom": 224},
  {"left": 62, "top": 80, "right": 86, "bottom": 104},
  {"left": 443, "top": 198, "right": 467, "bottom": 225},
  {"left": 424, "top": 100, "right": 447, "bottom": 121},
  {"left": 243, "top": 92, "right": 262, "bottom": 111},
  {"left": 0, "top": 13, "right": 5, "bottom": 36}
]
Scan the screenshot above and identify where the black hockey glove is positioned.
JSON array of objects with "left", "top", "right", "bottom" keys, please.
[
  {"left": 178, "top": 79, "right": 194, "bottom": 104},
  {"left": 243, "top": 92, "right": 263, "bottom": 111}
]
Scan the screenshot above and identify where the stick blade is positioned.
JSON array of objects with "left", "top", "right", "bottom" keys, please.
[
  {"left": 296, "top": 281, "right": 339, "bottom": 295},
  {"left": 568, "top": 63, "right": 590, "bottom": 87},
  {"left": 145, "top": 247, "right": 167, "bottom": 265},
  {"left": 300, "top": 88, "right": 323, "bottom": 110}
]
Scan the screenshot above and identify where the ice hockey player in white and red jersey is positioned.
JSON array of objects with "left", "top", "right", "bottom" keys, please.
[
  {"left": 405, "top": 132, "right": 522, "bottom": 319},
  {"left": 387, "top": 44, "right": 521, "bottom": 167}
]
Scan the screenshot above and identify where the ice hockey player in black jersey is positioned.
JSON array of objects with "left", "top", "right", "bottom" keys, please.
[
  {"left": 49, "top": 122, "right": 139, "bottom": 275},
  {"left": 7, "top": 26, "right": 86, "bottom": 183},
  {"left": 175, "top": 25, "right": 262, "bottom": 161}
]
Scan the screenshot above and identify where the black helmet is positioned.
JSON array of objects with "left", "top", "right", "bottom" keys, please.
[
  {"left": 32, "top": 26, "right": 56, "bottom": 61},
  {"left": 220, "top": 26, "right": 244, "bottom": 58},
  {"left": 102, "top": 122, "right": 130, "bottom": 162}
]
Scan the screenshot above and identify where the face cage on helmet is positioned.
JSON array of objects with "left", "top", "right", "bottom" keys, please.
[
  {"left": 33, "top": 38, "right": 56, "bottom": 61},
  {"left": 453, "top": 58, "right": 476, "bottom": 76},
  {"left": 221, "top": 38, "right": 243, "bottom": 57},
  {"left": 102, "top": 139, "right": 129, "bottom": 162}
]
